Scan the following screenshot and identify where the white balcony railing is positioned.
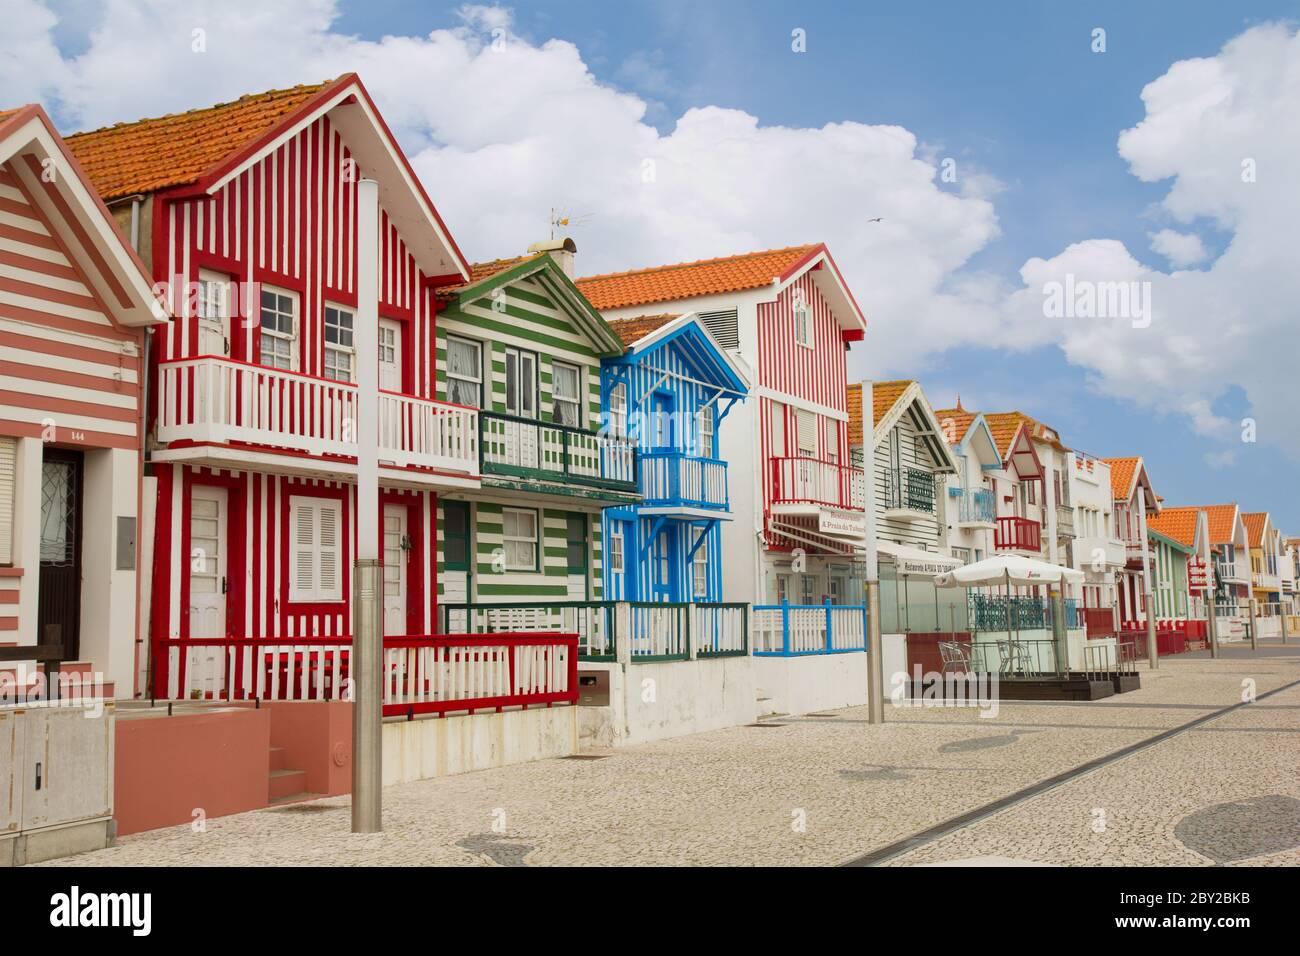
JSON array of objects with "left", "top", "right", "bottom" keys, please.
[
  {"left": 771, "top": 457, "right": 866, "bottom": 512},
  {"left": 158, "top": 357, "right": 478, "bottom": 475},
  {"left": 1072, "top": 536, "right": 1126, "bottom": 572}
]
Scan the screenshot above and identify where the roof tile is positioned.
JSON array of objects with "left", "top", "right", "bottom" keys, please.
[
  {"left": 576, "top": 245, "right": 818, "bottom": 311},
  {"left": 64, "top": 82, "right": 333, "bottom": 201},
  {"left": 606, "top": 313, "right": 680, "bottom": 347}
]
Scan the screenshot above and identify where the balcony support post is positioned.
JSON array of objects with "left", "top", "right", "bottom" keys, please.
[
  {"left": 862, "top": 380, "right": 884, "bottom": 724},
  {"left": 1248, "top": 597, "right": 1260, "bottom": 651}
]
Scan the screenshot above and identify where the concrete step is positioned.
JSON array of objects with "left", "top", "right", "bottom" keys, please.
[
  {"left": 268, "top": 746, "right": 287, "bottom": 772},
  {"left": 267, "top": 791, "right": 324, "bottom": 808},
  {"left": 268, "top": 769, "right": 308, "bottom": 801}
]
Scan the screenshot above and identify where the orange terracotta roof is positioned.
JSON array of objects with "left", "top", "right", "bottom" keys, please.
[
  {"left": 932, "top": 405, "right": 977, "bottom": 446},
  {"left": 847, "top": 384, "right": 864, "bottom": 446},
  {"left": 606, "top": 314, "right": 680, "bottom": 347},
  {"left": 64, "top": 81, "right": 334, "bottom": 201},
  {"left": 1190, "top": 504, "right": 1240, "bottom": 544},
  {"left": 982, "top": 413, "right": 1029, "bottom": 459},
  {"left": 1147, "top": 507, "right": 1199, "bottom": 548},
  {"left": 1242, "top": 512, "right": 1269, "bottom": 548},
  {"left": 435, "top": 254, "right": 541, "bottom": 298},
  {"left": 870, "top": 380, "right": 913, "bottom": 428},
  {"left": 576, "top": 244, "right": 818, "bottom": 311},
  {"left": 1102, "top": 456, "right": 1140, "bottom": 501}
]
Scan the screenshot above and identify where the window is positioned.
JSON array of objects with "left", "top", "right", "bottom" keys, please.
[
  {"left": 0, "top": 438, "right": 14, "bottom": 565},
  {"left": 829, "top": 576, "right": 843, "bottom": 605},
  {"left": 260, "top": 287, "right": 297, "bottom": 370},
  {"left": 770, "top": 401, "right": 786, "bottom": 457},
  {"left": 442, "top": 501, "right": 470, "bottom": 571},
  {"left": 692, "top": 529, "right": 709, "bottom": 599},
  {"left": 323, "top": 304, "right": 354, "bottom": 382},
  {"left": 505, "top": 347, "right": 537, "bottom": 418},
  {"left": 794, "top": 299, "right": 813, "bottom": 348},
  {"left": 289, "top": 496, "right": 342, "bottom": 601},
  {"left": 801, "top": 574, "right": 816, "bottom": 605},
  {"left": 608, "top": 527, "right": 625, "bottom": 574},
  {"left": 446, "top": 336, "right": 483, "bottom": 407},
  {"left": 775, "top": 573, "right": 790, "bottom": 604},
  {"left": 696, "top": 403, "right": 715, "bottom": 458},
  {"left": 608, "top": 382, "right": 628, "bottom": 438},
  {"left": 796, "top": 409, "right": 817, "bottom": 457},
  {"left": 198, "top": 270, "right": 229, "bottom": 323},
  {"left": 552, "top": 361, "right": 582, "bottom": 427},
  {"left": 825, "top": 419, "right": 840, "bottom": 465},
  {"left": 502, "top": 508, "right": 539, "bottom": 571}
]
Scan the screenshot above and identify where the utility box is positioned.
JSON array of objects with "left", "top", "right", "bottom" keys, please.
[
  {"left": 577, "top": 669, "right": 609, "bottom": 707},
  {"left": 0, "top": 703, "right": 115, "bottom": 867}
]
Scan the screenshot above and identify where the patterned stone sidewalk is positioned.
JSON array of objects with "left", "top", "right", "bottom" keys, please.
[{"left": 39, "top": 650, "right": 1300, "bottom": 867}]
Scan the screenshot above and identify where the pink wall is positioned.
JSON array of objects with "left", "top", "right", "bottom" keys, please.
[{"left": 115, "top": 706, "right": 271, "bottom": 836}]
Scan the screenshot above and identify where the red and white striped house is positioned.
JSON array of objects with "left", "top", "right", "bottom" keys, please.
[
  {"left": 0, "top": 104, "right": 166, "bottom": 697},
  {"left": 64, "top": 75, "right": 485, "bottom": 697},
  {"left": 579, "top": 244, "right": 869, "bottom": 608}
]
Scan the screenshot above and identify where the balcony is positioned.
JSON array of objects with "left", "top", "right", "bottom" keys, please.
[
  {"left": 994, "top": 515, "right": 1041, "bottom": 553},
  {"left": 1072, "top": 536, "right": 1126, "bottom": 575},
  {"left": 156, "top": 357, "right": 479, "bottom": 484},
  {"left": 951, "top": 487, "right": 995, "bottom": 528},
  {"left": 1215, "top": 558, "right": 1250, "bottom": 584},
  {"left": 638, "top": 450, "right": 728, "bottom": 511},
  {"left": 1055, "top": 504, "right": 1075, "bottom": 538},
  {"left": 1252, "top": 568, "right": 1282, "bottom": 591},
  {"left": 883, "top": 467, "right": 936, "bottom": 520},
  {"left": 479, "top": 410, "right": 636, "bottom": 493},
  {"left": 770, "top": 457, "right": 866, "bottom": 512}
]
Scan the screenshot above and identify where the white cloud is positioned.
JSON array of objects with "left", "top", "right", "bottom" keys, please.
[
  {"left": 4, "top": 4, "right": 1299, "bottom": 462},
  {"left": 1149, "top": 228, "right": 1208, "bottom": 267}
]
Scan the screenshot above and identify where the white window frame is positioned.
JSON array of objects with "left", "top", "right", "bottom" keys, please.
[
  {"left": 696, "top": 403, "right": 715, "bottom": 458},
  {"left": 504, "top": 347, "right": 538, "bottom": 419},
  {"left": 692, "top": 530, "right": 709, "bottom": 599},
  {"left": 502, "top": 507, "right": 539, "bottom": 572},
  {"left": 608, "top": 382, "right": 628, "bottom": 438},
  {"left": 198, "top": 269, "right": 230, "bottom": 324},
  {"left": 259, "top": 285, "right": 298, "bottom": 371},
  {"left": 323, "top": 303, "right": 355, "bottom": 383},
  {"left": 552, "top": 361, "right": 583, "bottom": 428},
  {"left": 289, "top": 495, "right": 343, "bottom": 602},
  {"left": 446, "top": 335, "right": 483, "bottom": 408},
  {"left": 609, "top": 527, "right": 625, "bottom": 575},
  {"left": 794, "top": 299, "right": 813, "bottom": 348},
  {"left": 775, "top": 573, "right": 790, "bottom": 604},
  {"left": 800, "top": 574, "right": 816, "bottom": 605}
]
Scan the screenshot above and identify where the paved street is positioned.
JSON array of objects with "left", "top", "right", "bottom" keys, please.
[{"left": 42, "top": 643, "right": 1300, "bottom": 867}]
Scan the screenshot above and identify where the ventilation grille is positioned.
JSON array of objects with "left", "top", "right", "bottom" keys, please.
[{"left": 698, "top": 309, "right": 739, "bottom": 350}]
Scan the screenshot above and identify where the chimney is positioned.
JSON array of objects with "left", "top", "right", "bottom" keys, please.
[{"left": 527, "top": 237, "right": 577, "bottom": 277}]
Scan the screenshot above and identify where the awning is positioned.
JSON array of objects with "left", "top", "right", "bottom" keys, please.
[{"left": 876, "top": 541, "right": 964, "bottom": 574}]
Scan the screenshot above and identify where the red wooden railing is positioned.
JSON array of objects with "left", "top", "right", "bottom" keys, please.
[
  {"left": 152, "top": 633, "right": 578, "bottom": 716},
  {"left": 994, "top": 515, "right": 1041, "bottom": 552},
  {"left": 770, "top": 456, "right": 866, "bottom": 511}
]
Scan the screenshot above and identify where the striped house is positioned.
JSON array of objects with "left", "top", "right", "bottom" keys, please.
[
  {"left": 63, "top": 76, "right": 480, "bottom": 690},
  {"left": 600, "top": 312, "right": 748, "bottom": 604},
  {"left": 429, "top": 241, "right": 636, "bottom": 634},
  {"left": 578, "top": 244, "right": 868, "bottom": 607},
  {"left": 0, "top": 104, "right": 166, "bottom": 697}
]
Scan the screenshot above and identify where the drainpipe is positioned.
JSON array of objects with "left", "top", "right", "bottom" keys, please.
[
  {"left": 863, "top": 381, "right": 884, "bottom": 724},
  {"left": 1137, "top": 492, "right": 1158, "bottom": 669},
  {"left": 351, "top": 179, "right": 383, "bottom": 834}
]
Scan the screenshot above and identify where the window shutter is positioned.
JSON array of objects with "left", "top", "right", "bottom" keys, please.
[
  {"left": 698, "top": 309, "right": 739, "bottom": 350},
  {"left": 293, "top": 500, "right": 316, "bottom": 598},
  {"left": 319, "top": 504, "right": 338, "bottom": 595},
  {"left": 0, "top": 438, "right": 14, "bottom": 565},
  {"left": 797, "top": 410, "right": 817, "bottom": 455}
]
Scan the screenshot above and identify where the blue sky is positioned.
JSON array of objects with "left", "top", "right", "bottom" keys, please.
[
  {"left": 25, "top": 0, "right": 1300, "bottom": 530},
  {"left": 331, "top": 1, "right": 1300, "bottom": 528}
]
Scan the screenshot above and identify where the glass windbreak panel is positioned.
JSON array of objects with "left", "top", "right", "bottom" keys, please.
[{"left": 879, "top": 566, "right": 901, "bottom": 634}]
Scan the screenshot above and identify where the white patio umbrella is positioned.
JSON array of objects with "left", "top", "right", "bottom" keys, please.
[{"left": 934, "top": 555, "right": 1084, "bottom": 670}]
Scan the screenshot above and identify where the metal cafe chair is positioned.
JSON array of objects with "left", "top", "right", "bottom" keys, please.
[{"left": 938, "top": 640, "right": 973, "bottom": 676}]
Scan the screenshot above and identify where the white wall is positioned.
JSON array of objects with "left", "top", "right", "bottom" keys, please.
[
  {"left": 383, "top": 706, "right": 578, "bottom": 785},
  {"left": 78, "top": 447, "right": 138, "bottom": 695},
  {"left": 753, "top": 651, "right": 869, "bottom": 716},
  {"left": 578, "top": 655, "right": 759, "bottom": 748}
]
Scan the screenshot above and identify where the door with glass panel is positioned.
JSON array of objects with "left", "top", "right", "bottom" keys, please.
[
  {"left": 382, "top": 504, "right": 408, "bottom": 635},
  {"left": 503, "top": 347, "right": 538, "bottom": 469},
  {"left": 37, "top": 449, "right": 83, "bottom": 661},
  {"left": 188, "top": 486, "right": 228, "bottom": 638}
]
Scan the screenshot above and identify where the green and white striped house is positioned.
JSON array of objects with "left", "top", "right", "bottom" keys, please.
[{"left": 433, "top": 242, "right": 637, "bottom": 632}]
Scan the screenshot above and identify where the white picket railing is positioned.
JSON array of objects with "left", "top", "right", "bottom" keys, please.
[
  {"left": 751, "top": 603, "right": 868, "bottom": 656},
  {"left": 158, "top": 357, "right": 478, "bottom": 474}
]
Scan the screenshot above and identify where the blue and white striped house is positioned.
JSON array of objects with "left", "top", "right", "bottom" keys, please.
[{"left": 600, "top": 313, "right": 749, "bottom": 603}]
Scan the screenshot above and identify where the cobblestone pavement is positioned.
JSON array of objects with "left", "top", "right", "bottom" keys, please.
[{"left": 41, "top": 647, "right": 1300, "bottom": 867}]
